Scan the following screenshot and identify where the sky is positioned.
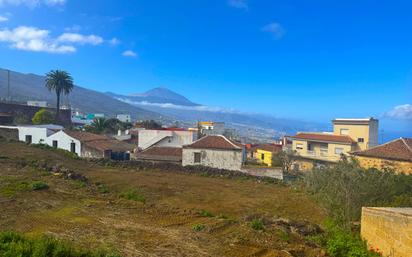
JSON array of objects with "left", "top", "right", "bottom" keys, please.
[{"left": 0, "top": 0, "right": 411, "bottom": 132}]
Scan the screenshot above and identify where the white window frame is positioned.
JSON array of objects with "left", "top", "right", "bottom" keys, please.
[
  {"left": 335, "top": 147, "right": 344, "bottom": 155},
  {"left": 340, "top": 129, "right": 349, "bottom": 135}
]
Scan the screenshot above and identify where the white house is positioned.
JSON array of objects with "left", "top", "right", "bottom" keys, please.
[
  {"left": 27, "top": 101, "right": 48, "bottom": 108},
  {"left": 138, "top": 128, "right": 197, "bottom": 150},
  {"left": 117, "top": 114, "right": 131, "bottom": 123},
  {"left": 182, "top": 135, "right": 245, "bottom": 171},
  {"left": 0, "top": 124, "right": 63, "bottom": 144}
]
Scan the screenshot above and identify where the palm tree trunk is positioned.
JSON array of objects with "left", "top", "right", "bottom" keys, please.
[{"left": 56, "top": 92, "right": 60, "bottom": 120}]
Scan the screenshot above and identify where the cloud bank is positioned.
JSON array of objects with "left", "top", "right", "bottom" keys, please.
[
  {"left": 122, "top": 50, "right": 137, "bottom": 57},
  {"left": 0, "top": 0, "right": 65, "bottom": 7},
  {"left": 261, "top": 22, "right": 285, "bottom": 39},
  {"left": 384, "top": 104, "right": 412, "bottom": 120},
  {"left": 0, "top": 26, "right": 106, "bottom": 53}
]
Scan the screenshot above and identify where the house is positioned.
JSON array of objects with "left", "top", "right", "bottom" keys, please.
[
  {"left": 27, "top": 101, "right": 47, "bottom": 107},
  {"left": 182, "top": 135, "right": 245, "bottom": 171},
  {"left": 46, "top": 130, "right": 135, "bottom": 160},
  {"left": 0, "top": 124, "right": 63, "bottom": 144},
  {"left": 198, "top": 121, "right": 225, "bottom": 136},
  {"left": 116, "top": 114, "right": 131, "bottom": 123},
  {"left": 254, "top": 144, "right": 282, "bottom": 167},
  {"left": 138, "top": 128, "right": 197, "bottom": 150},
  {"left": 290, "top": 117, "right": 378, "bottom": 171},
  {"left": 351, "top": 138, "right": 412, "bottom": 174},
  {"left": 134, "top": 146, "right": 182, "bottom": 164}
]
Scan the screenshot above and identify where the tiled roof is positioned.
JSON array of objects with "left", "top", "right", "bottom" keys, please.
[
  {"left": 291, "top": 133, "right": 355, "bottom": 144},
  {"left": 136, "top": 147, "right": 182, "bottom": 162},
  {"left": 183, "top": 135, "right": 243, "bottom": 150},
  {"left": 352, "top": 138, "right": 412, "bottom": 162},
  {"left": 254, "top": 144, "right": 282, "bottom": 153},
  {"left": 65, "top": 130, "right": 108, "bottom": 142}
]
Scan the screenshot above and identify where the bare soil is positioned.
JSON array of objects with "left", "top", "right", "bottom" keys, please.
[{"left": 0, "top": 141, "right": 327, "bottom": 257}]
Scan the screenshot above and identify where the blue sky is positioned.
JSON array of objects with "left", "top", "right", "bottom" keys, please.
[{"left": 0, "top": 0, "right": 411, "bottom": 132}]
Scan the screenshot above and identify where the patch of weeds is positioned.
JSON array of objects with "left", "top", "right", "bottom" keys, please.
[
  {"left": 250, "top": 218, "right": 265, "bottom": 231},
  {"left": 96, "top": 183, "right": 109, "bottom": 194},
  {"left": 277, "top": 230, "right": 291, "bottom": 242},
  {"left": 31, "top": 181, "right": 49, "bottom": 190},
  {"left": 216, "top": 214, "right": 229, "bottom": 219},
  {"left": 192, "top": 224, "right": 205, "bottom": 232},
  {"left": 199, "top": 210, "right": 214, "bottom": 217},
  {"left": 119, "top": 189, "right": 145, "bottom": 203},
  {"left": 71, "top": 180, "right": 87, "bottom": 189},
  {"left": 0, "top": 155, "right": 9, "bottom": 160},
  {"left": 0, "top": 180, "right": 30, "bottom": 197}
]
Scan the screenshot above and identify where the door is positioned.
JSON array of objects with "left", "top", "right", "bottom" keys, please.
[
  {"left": 25, "top": 135, "right": 32, "bottom": 144},
  {"left": 52, "top": 140, "right": 58, "bottom": 148},
  {"left": 70, "top": 143, "right": 76, "bottom": 153}
]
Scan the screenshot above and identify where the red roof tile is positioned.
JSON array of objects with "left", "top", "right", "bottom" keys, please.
[
  {"left": 352, "top": 138, "right": 412, "bottom": 162},
  {"left": 65, "top": 131, "right": 108, "bottom": 142},
  {"left": 183, "top": 135, "right": 243, "bottom": 150},
  {"left": 291, "top": 133, "right": 355, "bottom": 144},
  {"left": 136, "top": 147, "right": 182, "bottom": 162}
]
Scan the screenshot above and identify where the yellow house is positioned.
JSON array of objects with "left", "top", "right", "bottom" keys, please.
[
  {"left": 254, "top": 145, "right": 282, "bottom": 167},
  {"left": 351, "top": 137, "right": 412, "bottom": 174},
  {"left": 290, "top": 118, "right": 379, "bottom": 171}
]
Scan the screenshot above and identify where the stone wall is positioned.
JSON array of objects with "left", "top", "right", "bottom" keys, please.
[
  {"left": 182, "top": 148, "right": 243, "bottom": 171},
  {"left": 361, "top": 207, "right": 412, "bottom": 257},
  {"left": 355, "top": 156, "right": 412, "bottom": 175}
]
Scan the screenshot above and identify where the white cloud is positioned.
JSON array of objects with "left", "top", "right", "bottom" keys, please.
[
  {"left": 108, "top": 37, "right": 120, "bottom": 46},
  {"left": 0, "top": 0, "right": 65, "bottom": 7},
  {"left": 228, "top": 0, "right": 248, "bottom": 10},
  {"left": 57, "top": 32, "right": 103, "bottom": 45},
  {"left": 0, "top": 14, "right": 8, "bottom": 22},
  {"left": 261, "top": 22, "right": 285, "bottom": 39},
  {"left": 0, "top": 26, "right": 107, "bottom": 54},
  {"left": 122, "top": 50, "right": 137, "bottom": 57},
  {"left": 384, "top": 104, "right": 412, "bottom": 120}
]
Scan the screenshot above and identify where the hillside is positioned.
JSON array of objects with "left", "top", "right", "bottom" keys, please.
[
  {"left": 0, "top": 68, "right": 164, "bottom": 121},
  {"left": 0, "top": 140, "right": 326, "bottom": 257}
]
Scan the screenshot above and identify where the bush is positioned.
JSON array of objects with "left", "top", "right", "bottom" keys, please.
[
  {"left": 119, "top": 189, "right": 145, "bottom": 203},
  {"left": 304, "top": 160, "right": 412, "bottom": 225},
  {"left": 31, "top": 181, "right": 49, "bottom": 190},
  {"left": 192, "top": 224, "right": 205, "bottom": 232},
  {"left": 250, "top": 218, "right": 265, "bottom": 231},
  {"left": 199, "top": 210, "right": 214, "bottom": 217},
  {"left": 0, "top": 231, "right": 121, "bottom": 257},
  {"left": 32, "top": 109, "right": 55, "bottom": 125}
]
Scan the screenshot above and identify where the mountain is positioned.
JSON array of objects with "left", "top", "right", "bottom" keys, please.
[
  {"left": 106, "top": 87, "right": 199, "bottom": 107},
  {"left": 0, "top": 68, "right": 165, "bottom": 121}
]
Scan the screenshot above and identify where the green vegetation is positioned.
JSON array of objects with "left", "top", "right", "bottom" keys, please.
[
  {"left": 192, "top": 224, "right": 205, "bottom": 232},
  {"left": 32, "top": 109, "right": 55, "bottom": 125},
  {"left": 96, "top": 183, "right": 109, "bottom": 194},
  {"left": 272, "top": 150, "right": 298, "bottom": 173},
  {"left": 45, "top": 70, "right": 74, "bottom": 119},
  {"left": 250, "top": 219, "right": 265, "bottom": 231},
  {"left": 277, "top": 230, "right": 290, "bottom": 242},
  {"left": 31, "top": 181, "right": 49, "bottom": 190},
  {"left": 32, "top": 144, "right": 79, "bottom": 159},
  {"left": 0, "top": 231, "right": 121, "bottom": 257},
  {"left": 199, "top": 210, "right": 214, "bottom": 217},
  {"left": 134, "top": 120, "right": 162, "bottom": 129},
  {"left": 119, "top": 189, "right": 145, "bottom": 203},
  {"left": 85, "top": 118, "right": 133, "bottom": 134}
]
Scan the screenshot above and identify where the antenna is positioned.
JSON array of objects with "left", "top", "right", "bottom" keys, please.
[{"left": 7, "top": 69, "right": 10, "bottom": 101}]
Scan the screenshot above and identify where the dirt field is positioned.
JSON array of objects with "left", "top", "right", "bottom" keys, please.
[{"left": 0, "top": 141, "right": 327, "bottom": 257}]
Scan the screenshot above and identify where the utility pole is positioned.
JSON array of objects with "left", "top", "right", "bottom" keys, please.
[{"left": 7, "top": 69, "right": 10, "bottom": 101}]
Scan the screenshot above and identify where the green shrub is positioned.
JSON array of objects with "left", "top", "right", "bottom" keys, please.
[
  {"left": 119, "top": 189, "right": 145, "bottom": 203},
  {"left": 32, "top": 109, "right": 55, "bottom": 125},
  {"left": 31, "top": 181, "right": 49, "bottom": 190},
  {"left": 250, "top": 218, "right": 265, "bottom": 231},
  {"left": 277, "top": 230, "right": 290, "bottom": 242},
  {"left": 192, "top": 224, "right": 205, "bottom": 232},
  {"left": 0, "top": 180, "right": 31, "bottom": 197},
  {"left": 0, "top": 231, "right": 121, "bottom": 257},
  {"left": 199, "top": 210, "right": 214, "bottom": 217},
  {"left": 96, "top": 183, "right": 109, "bottom": 194}
]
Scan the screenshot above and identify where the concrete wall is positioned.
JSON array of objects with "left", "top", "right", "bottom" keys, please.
[
  {"left": 333, "top": 120, "right": 378, "bottom": 150},
  {"left": 292, "top": 139, "right": 352, "bottom": 162},
  {"left": 138, "top": 130, "right": 195, "bottom": 150},
  {"left": 354, "top": 156, "right": 412, "bottom": 175},
  {"left": 256, "top": 149, "right": 274, "bottom": 167},
  {"left": 361, "top": 207, "right": 412, "bottom": 257},
  {"left": 182, "top": 148, "right": 243, "bottom": 171},
  {"left": 46, "top": 131, "right": 82, "bottom": 156}
]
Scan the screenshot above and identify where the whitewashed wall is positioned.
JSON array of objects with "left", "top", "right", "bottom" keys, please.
[
  {"left": 139, "top": 130, "right": 196, "bottom": 150},
  {"left": 182, "top": 148, "right": 243, "bottom": 171},
  {"left": 45, "top": 131, "right": 82, "bottom": 156}
]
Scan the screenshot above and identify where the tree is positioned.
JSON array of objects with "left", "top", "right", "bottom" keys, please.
[
  {"left": 45, "top": 70, "right": 74, "bottom": 119},
  {"left": 32, "top": 109, "right": 55, "bottom": 125},
  {"left": 86, "top": 117, "right": 107, "bottom": 134},
  {"left": 13, "top": 112, "right": 31, "bottom": 125},
  {"left": 272, "top": 150, "right": 298, "bottom": 173},
  {"left": 134, "top": 120, "right": 162, "bottom": 129}
]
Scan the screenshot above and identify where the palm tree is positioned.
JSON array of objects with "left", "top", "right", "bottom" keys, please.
[
  {"left": 88, "top": 117, "right": 107, "bottom": 134},
  {"left": 45, "top": 70, "right": 74, "bottom": 119}
]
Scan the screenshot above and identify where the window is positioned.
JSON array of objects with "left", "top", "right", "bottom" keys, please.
[
  {"left": 70, "top": 143, "right": 76, "bottom": 153},
  {"left": 340, "top": 129, "right": 349, "bottom": 135},
  {"left": 194, "top": 152, "right": 201, "bottom": 163},
  {"left": 358, "top": 138, "right": 364, "bottom": 143},
  {"left": 261, "top": 154, "right": 265, "bottom": 160},
  {"left": 335, "top": 147, "right": 344, "bottom": 155},
  {"left": 25, "top": 135, "right": 32, "bottom": 144},
  {"left": 52, "top": 140, "right": 58, "bottom": 148},
  {"left": 296, "top": 143, "right": 303, "bottom": 150}
]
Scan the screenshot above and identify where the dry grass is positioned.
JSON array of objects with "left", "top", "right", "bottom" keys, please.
[{"left": 0, "top": 141, "right": 327, "bottom": 257}]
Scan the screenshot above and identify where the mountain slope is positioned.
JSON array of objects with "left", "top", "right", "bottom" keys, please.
[
  {"left": 0, "top": 68, "right": 164, "bottom": 120},
  {"left": 106, "top": 87, "right": 199, "bottom": 107}
]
